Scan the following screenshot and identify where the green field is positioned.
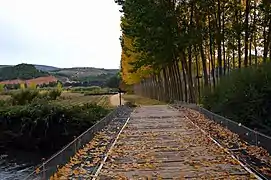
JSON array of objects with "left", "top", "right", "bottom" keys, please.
[
  {"left": 55, "top": 92, "right": 111, "bottom": 107},
  {"left": 0, "top": 91, "right": 112, "bottom": 108},
  {"left": 0, "top": 95, "right": 11, "bottom": 101}
]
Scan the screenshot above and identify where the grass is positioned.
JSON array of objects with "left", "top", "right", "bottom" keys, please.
[
  {"left": 0, "top": 91, "right": 112, "bottom": 107},
  {"left": 123, "top": 94, "right": 165, "bottom": 106},
  {"left": 0, "top": 95, "right": 11, "bottom": 100},
  {"left": 97, "top": 95, "right": 111, "bottom": 108},
  {"left": 55, "top": 92, "right": 111, "bottom": 107}
]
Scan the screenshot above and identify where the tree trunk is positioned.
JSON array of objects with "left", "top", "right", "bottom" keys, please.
[
  {"left": 195, "top": 47, "right": 201, "bottom": 102},
  {"left": 158, "top": 71, "right": 164, "bottom": 101},
  {"left": 165, "top": 66, "right": 172, "bottom": 101},
  {"left": 232, "top": 48, "right": 235, "bottom": 69},
  {"left": 263, "top": 26, "right": 268, "bottom": 62},
  {"left": 237, "top": 1, "right": 242, "bottom": 68},
  {"left": 162, "top": 68, "right": 169, "bottom": 102},
  {"left": 181, "top": 62, "right": 188, "bottom": 102},
  {"left": 227, "top": 55, "right": 230, "bottom": 74},
  {"left": 182, "top": 52, "right": 195, "bottom": 103},
  {"left": 200, "top": 44, "right": 209, "bottom": 86},
  {"left": 238, "top": 37, "right": 242, "bottom": 68},
  {"left": 255, "top": 40, "right": 258, "bottom": 65},
  {"left": 169, "top": 65, "right": 177, "bottom": 101},
  {"left": 244, "top": 0, "right": 250, "bottom": 67},
  {"left": 208, "top": 14, "right": 216, "bottom": 88},
  {"left": 249, "top": 36, "right": 252, "bottom": 66},
  {"left": 222, "top": 6, "right": 226, "bottom": 74},
  {"left": 174, "top": 61, "right": 184, "bottom": 101},
  {"left": 181, "top": 51, "right": 195, "bottom": 103},
  {"left": 217, "top": 0, "right": 223, "bottom": 77},
  {"left": 172, "top": 62, "right": 180, "bottom": 101}
]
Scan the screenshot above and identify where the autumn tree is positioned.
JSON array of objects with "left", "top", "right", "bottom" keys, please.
[{"left": 115, "top": 0, "right": 271, "bottom": 103}]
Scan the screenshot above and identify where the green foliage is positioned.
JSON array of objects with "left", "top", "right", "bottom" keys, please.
[
  {"left": 11, "top": 89, "right": 39, "bottom": 105},
  {"left": 106, "top": 74, "right": 120, "bottom": 88},
  {"left": 202, "top": 63, "right": 271, "bottom": 135},
  {"left": 20, "top": 83, "right": 26, "bottom": 90},
  {"left": 48, "top": 89, "right": 62, "bottom": 100},
  {"left": 5, "top": 83, "right": 20, "bottom": 90},
  {"left": 0, "top": 101, "right": 109, "bottom": 151},
  {"left": 70, "top": 86, "right": 105, "bottom": 94},
  {"left": 0, "top": 84, "right": 4, "bottom": 92},
  {"left": 0, "top": 63, "right": 49, "bottom": 81},
  {"left": 0, "top": 100, "right": 6, "bottom": 107},
  {"left": 39, "top": 81, "right": 58, "bottom": 88},
  {"left": 57, "top": 82, "right": 63, "bottom": 91},
  {"left": 37, "top": 91, "right": 50, "bottom": 100},
  {"left": 29, "top": 82, "right": 37, "bottom": 90},
  {"left": 10, "top": 88, "right": 63, "bottom": 105},
  {"left": 118, "top": 0, "right": 178, "bottom": 71},
  {"left": 88, "top": 86, "right": 101, "bottom": 91}
]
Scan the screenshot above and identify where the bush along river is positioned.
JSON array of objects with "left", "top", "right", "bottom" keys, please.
[{"left": 0, "top": 92, "right": 111, "bottom": 179}]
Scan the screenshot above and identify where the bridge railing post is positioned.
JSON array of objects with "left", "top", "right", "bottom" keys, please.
[
  {"left": 42, "top": 158, "right": 46, "bottom": 180},
  {"left": 255, "top": 128, "right": 258, "bottom": 146},
  {"left": 74, "top": 136, "right": 77, "bottom": 152},
  {"left": 119, "top": 92, "right": 122, "bottom": 106}
]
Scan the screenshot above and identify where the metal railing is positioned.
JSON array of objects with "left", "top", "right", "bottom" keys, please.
[
  {"left": 173, "top": 101, "right": 271, "bottom": 154},
  {"left": 24, "top": 105, "right": 132, "bottom": 180}
]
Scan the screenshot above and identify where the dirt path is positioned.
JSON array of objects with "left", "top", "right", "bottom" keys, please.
[
  {"left": 110, "top": 93, "right": 125, "bottom": 106},
  {"left": 97, "top": 105, "right": 255, "bottom": 179}
]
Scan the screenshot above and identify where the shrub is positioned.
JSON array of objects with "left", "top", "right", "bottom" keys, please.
[
  {"left": 11, "top": 89, "right": 39, "bottom": 105},
  {"left": 0, "top": 84, "right": 4, "bottom": 92},
  {"left": 0, "top": 102, "right": 109, "bottom": 152},
  {"left": 0, "top": 90, "right": 19, "bottom": 96},
  {"left": 48, "top": 89, "right": 62, "bottom": 100},
  {"left": 202, "top": 63, "right": 271, "bottom": 135},
  {"left": 29, "top": 82, "right": 37, "bottom": 90},
  {"left": 32, "top": 91, "right": 49, "bottom": 102},
  {"left": 20, "top": 83, "right": 26, "bottom": 90},
  {"left": 0, "top": 100, "right": 6, "bottom": 107}
]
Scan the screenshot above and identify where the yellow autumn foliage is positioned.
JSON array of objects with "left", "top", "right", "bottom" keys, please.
[{"left": 121, "top": 34, "right": 151, "bottom": 85}]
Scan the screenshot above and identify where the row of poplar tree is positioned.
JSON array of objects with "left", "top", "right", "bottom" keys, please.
[{"left": 115, "top": 0, "right": 271, "bottom": 103}]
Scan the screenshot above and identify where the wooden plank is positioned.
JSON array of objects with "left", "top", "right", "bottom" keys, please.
[{"left": 97, "top": 105, "right": 255, "bottom": 179}]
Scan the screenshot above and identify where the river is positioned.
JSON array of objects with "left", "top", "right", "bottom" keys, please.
[{"left": 0, "top": 149, "right": 44, "bottom": 180}]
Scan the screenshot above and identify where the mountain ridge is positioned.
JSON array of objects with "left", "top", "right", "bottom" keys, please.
[
  {"left": 0, "top": 64, "right": 119, "bottom": 71},
  {"left": 0, "top": 63, "right": 119, "bottom": 86}
]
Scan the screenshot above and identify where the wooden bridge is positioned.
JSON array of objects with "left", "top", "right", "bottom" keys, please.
[
  {"left": 94, "top": 105, "right": 256, "bottom": 179},
  {"left": 44, "top": 104, "right": 271, "bottom": 180}
]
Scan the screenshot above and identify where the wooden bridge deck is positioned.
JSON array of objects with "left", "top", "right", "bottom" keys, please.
[{"left": 97, "top": 105, "right": 255, "bottom": 179}]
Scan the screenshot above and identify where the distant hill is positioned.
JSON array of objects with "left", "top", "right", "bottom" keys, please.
[
  {"left": 34, "top": 65, "right": 60, "bottom": 72},
  {"left": 0, "top": 65, "right": 11, "bottom": 68},
  {"left": 50, "top": 67, "right": 118, "bottom": 81},
  {"left": 0, "top": 63, "right": 120, "bottom": 87},
  {"left": 0, "top": 64, "right": 60, "bottom": 72},
  {"left": 0, "top": 64, "right": 49, "bottom": 81}
]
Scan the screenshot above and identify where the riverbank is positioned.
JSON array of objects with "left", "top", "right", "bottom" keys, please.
[{"left": 0, "top": 90, "right": 112, "bottom": 179}]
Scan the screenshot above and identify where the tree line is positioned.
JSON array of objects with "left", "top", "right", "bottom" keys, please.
[
  {"left": 115, "top": 0, "right": 271, "bottom": 103},
  {"left": 0, "top": 64, "right": 49, "bottom": 81}
]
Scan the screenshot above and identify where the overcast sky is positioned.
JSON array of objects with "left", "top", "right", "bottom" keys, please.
[{"left": 0, "top": 0, "right": 122, "bottom": 69}]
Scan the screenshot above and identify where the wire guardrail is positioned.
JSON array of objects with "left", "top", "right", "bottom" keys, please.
[
  {"left": 24, "top": 105, "right": 132, "bottom": 180},
  {"left": 172, "top": 101, "right": 271, "bottom": 154}
]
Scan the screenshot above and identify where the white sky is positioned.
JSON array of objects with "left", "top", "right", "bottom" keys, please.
[{"left": 0, "top": 0, "right": 122, "bottom": 69}]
